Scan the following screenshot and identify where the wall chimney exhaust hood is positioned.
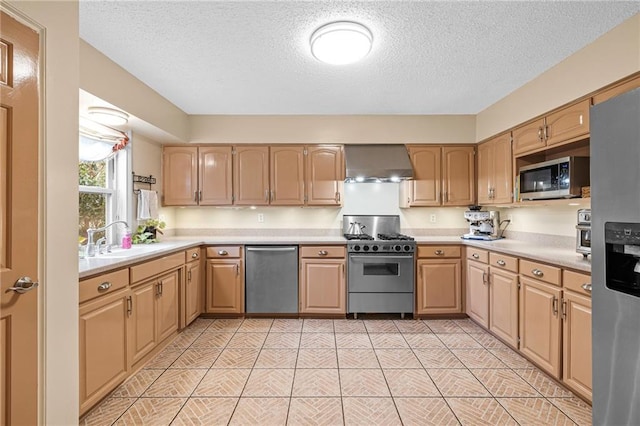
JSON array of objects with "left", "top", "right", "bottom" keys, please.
[{"left": 344, "top": 144, "right": 414, "bottom": 182}]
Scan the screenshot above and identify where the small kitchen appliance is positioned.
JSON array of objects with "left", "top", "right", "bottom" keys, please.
[
  {"left": 518, "top": 156, "right": 590, "bottom": 200},
  {"left": 576, "top": 208, "right": 591, "bottom": 258},
  {"left": 343, "top": 215, "right": 415, "bottom": 319},
  {"left": 462, "top": 209, "right": 505, "bottom": 240}
]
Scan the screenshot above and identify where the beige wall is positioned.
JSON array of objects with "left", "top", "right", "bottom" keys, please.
[
  {"left": 6, "top": 1, "right": 80, "bottom": 424},
  {"left": 80, "top": 40, "right": 190, "bottom": 142},
  {"left": 476, "top": 14, "right": 640, "bottom": 141},
  {"left": 498, "top": 205, "right": 583, "bottom": 238},
  {"left": 189, "top": 115, "right": 476, "bottom": 144}
]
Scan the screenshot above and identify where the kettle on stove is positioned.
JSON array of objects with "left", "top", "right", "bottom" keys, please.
[{"left": 348, "top": 222, "right": 366, "bottom": 235}]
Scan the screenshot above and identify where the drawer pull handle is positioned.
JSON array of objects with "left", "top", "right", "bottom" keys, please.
[
  {"left": 435, "top": 250, "right": 444, "bottom": 255},
  {"left": 581, "top": 283, "right": 592, "bottom": 293},
  {"left": 532, "top": 269, "right": 544, "bottom": 277},
  {"left": 496, "top": 260, "right": 506, "bottom": 266},
  {"left": 472, "top": 253, "right": 479, "bottom": 259},
  {"left": 191, "top": 252, "right": 198, "bottom": 259},
  {"left": 97, "top": 282, "right": 112, "bottom": 291},
  {"left": 218, "top": 250, "right": 228, "bottom": 256},
  {"left": 318, "top": 250, "right": 328, "bottom": 256}
]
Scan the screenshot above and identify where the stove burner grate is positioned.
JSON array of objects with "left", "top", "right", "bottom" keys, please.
[
  {"left": 377, "top": 233, "right": 415, "bottom": 241},
  {"left": 344, "top": 233, "right": 374, "bottom": 241}
]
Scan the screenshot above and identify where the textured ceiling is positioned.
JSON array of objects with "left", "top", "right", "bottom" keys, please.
[{"left": 79, "top": 1, "right": 640, "bottom": 115}]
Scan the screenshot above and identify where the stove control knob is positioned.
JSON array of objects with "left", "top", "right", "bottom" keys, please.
[
  {"left": 404, "top": 245, "right": 411, "bottom": 252},
  {"left": 372, "top": 245, "right": 379, "bottom": 252},
  {"left": 363, "top": 245, "right": 370, "bottom": 251},
  {"left": 394, "top": 245, "right": 402, "bottom": 252},
  {"left": 354, "top": 245, "right": 361, "bottom": 251}
]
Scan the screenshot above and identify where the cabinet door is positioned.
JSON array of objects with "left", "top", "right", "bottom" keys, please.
[
  {"left": 408, "top": 146, "right": 441, "bottom": 206},
  {"left": 519, "top": 277, "right": 562, "bottom": 378},
  {"left": 477, "top": 141, "right": 493, "bottom": 205},
  {"left": 233, "top": 146, "right": 269, "bottom": 205},
  {"left": 305, "top": 146, "right": 343, "bottom": 206},
  {"left": 300, "top": 259, "right": 346, "bottom": 314},
  {"left": 491, "top": 134, "right": 513, "bottom": 204},
  {"left": 416, "top": 259, "right": 462, "bottom": 314},
  {"left": 593, "top": 76, "right": 640, "bottom": 105},
  {"left": 545, "top": 100, "right": 590, "bottom": 147},
  {"left": 199, "top": 146, "right": 233, "bottom": 205},
  {"left": 489, "top": 268, "right": 519, "bottom": 348},
  {"left": 563, "top": 290, "right": 592, "bottom": 402},
  {"left": 156, "top": 269, "right": 180, "bottom": 343},
  {"left": 512, "top": 119, "right": 545, "bottom": 156},
  {"left": 206, "top": 260, "right": 244, "bottom": 313},
  {"left": 79, "top": 289, "right": 129, "bottom": 414},
  {"left": 163, "top": 146, "right": 198, "bottom": 206},
  {"left": 184, "top": 260, "right": 202, "bottom": 327},
  {"left": 270, "top": 146, "right": 305, "bottom": 205},
  {"left": 466, "top": 260, "right": 489, "bottom": 328},
  {"left": 442, "top": 146, "right": 475, "bottom": 206},
  {"left": 128, "top": 280, "right": 157, "bottom": 366}
]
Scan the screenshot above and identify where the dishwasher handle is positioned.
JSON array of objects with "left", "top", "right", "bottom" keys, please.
[{"left": 246, "top": 247, "right": 297, "bottom": 252}]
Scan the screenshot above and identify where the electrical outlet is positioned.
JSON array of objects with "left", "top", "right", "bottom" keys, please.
[
  {"left": 508, "top": 213, "right": 514, "bottom": 224},
  {"left": 430, "top": 214, "right": 437, "bottom": 223},
  {"left": 257, "top": 213, "right": 264, "bottom": 223}
]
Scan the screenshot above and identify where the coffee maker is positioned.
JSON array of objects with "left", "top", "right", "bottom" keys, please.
[{"left": 462, "top": 209, "right": 504, "bottom": 241}]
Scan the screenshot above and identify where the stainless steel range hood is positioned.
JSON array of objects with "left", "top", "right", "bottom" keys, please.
[{"left": 344, "top": 144, "right": 413, "bottom": 182}]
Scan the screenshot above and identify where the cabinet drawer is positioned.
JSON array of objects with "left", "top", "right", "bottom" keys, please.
[
  {"left": 489, "top": 252, "right": 518, "bottom": 273},
  {"left": 206, "top": 246, "right": 242, "bottom": 258},
  {"left": 300, "top": 245, "right": 346, "bottom": 258},
  {"left": 185, "top": 247, "right": 201, "bottom": 262},
  {"left": 130, "top": 252, "right": 184, "bottom": 284},
  {"left": 563, "top": 270, "right": 592, "bottom": 297},
  {"left": 520, "top": 259, "right": 561, "bottom": 286},
  {"left": 466, "top": 247, "right": 488, "bottom": 263},
  {"left": 417, "top": 245, "right": 461, "bottom": 258},
  {"left": 79, "top": 269, "right": 129, "bottom": 304}
]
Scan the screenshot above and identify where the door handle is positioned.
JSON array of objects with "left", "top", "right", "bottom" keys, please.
[
  {"left": 265, "top": 189, "right": 269, "bottom": 202},
  {"left": 235, "top": 263, "right": 239, "bottom": 276},
  {"left": 97, "top": 282, "right": 112, "bottom": 292},
  {"left": 195, "top": 191, "right": 199, "bottom": 202},
  {"left": 482, "top": 272, "right": 487, "bottom": 285},
  {"left": 342, "top": 263, "right": 345, "bottom": 277},
  {"left": 561, "top": 300, "right": 567, "bottom": 320},
  {"left": 552, "top": 296, "right": 558, "bottom": 316},
  {"left": 188, "top": 270, "right": 192, "bottom": 282},
  {"left": 6, "top": 277, "right": 39, "bottom": 294},
  {"left": 336, "top": 191, "right": 341, "bottom": 202},
  {"left": 127, "top": 296, "right": 132, "bottom": 316}
]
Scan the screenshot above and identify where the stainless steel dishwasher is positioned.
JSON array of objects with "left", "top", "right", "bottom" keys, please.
[{"left": 245, "top": 246, "right": 298, "bottom": 313}]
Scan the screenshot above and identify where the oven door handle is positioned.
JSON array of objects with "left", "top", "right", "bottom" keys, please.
[
  {"left": 575, "top": 225, "right": 591, "bottom": 231},
  {"left": 349, "top": 255, "right": 413, "bottom": 260}
]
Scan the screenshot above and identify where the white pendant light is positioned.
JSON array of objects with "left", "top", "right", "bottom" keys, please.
[
  {"left": 87, "top": 106, "right": 129, "bottom": 126},
  {"left": 310, "top": 21, "right": 373, "bottom": 65}
]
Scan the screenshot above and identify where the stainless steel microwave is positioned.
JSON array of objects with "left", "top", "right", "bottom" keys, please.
[{"left": 519, "top": 156, "right": 590, "bottom": 200}]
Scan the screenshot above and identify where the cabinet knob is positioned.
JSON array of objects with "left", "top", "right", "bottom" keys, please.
[
  {"left": 581, "top": 283, "right": 592, "bottom": 293},
  {"left": 97, "top": 282, "right": 112, "bottom": 292},
  {"left": 434, "top": 250, "right": 444, "bottom": 256},
  {"left": 191, "top": 252, "right": 198, "bottom": 259},
  {"left": 218, "top": 250, "right": 228, "bottom": 256},
  {"left": 496, "top": 259, "right": 506, "bottom": 266},
  {"left": 532, "top": 268, "right": 544, "bottom": 277},
  {"left": 318, "top": 250, "right": 328, "bottom": 256},
  {"left": 472, "top": 253, "right": 479, "bottom": 259}
]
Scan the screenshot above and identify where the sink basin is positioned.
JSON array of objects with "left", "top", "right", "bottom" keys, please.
[{"left": 90, "top": 246, "right": 150, "bottom": 259}]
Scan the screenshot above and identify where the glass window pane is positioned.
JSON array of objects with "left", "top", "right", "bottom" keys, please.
[
  {"left": 79, "top": 160, "right": 107, "bottom": 187},
  {"left": 79, "top": 192, "right": 106, "bottom": 241}
]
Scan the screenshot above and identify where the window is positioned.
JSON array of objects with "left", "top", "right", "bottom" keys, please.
[{"left": 78, "top": 129, "right": 132, "bottom": 245}]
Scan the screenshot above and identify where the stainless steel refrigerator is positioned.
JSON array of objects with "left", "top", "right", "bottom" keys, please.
[{"left": 591, "top": 87, "right": 640, "bottom": 425}]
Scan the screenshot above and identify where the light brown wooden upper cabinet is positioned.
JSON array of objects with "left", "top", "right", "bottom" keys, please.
[
  {"left": 163, "top": 146, "right": 233, "bottom": 206},
  {"left": 513, "top": 100, "right": 590, "bottom": 156},
  {"left": 234, "top": 145, "right": 270, "bottom": 205},
  {"left": 305, "top": 145, "right": 344, "bottom": 206},
  {"left": 592, "top": 76, "right": 640, "bottom": 105},
  {"left": 270, "top": 146, "right": 305, "bottom": 205},
  {"left": 401, "top": 145, "right": 474, "bottom": 207},
  {"left": 477, "top": 133, "right": 513, "bottom": 205}
]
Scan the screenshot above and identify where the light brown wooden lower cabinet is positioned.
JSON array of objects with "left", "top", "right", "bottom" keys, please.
[
  {"left": 205, "top": 259, "right": 244, "bottom": 313},
  {"left": 128, "top": 279, "right": 158, "bottom": 366},
  {"left": 183, "top": 258, "right": 202, "bottom": 327},
  {"left": 156, "top": 269, "right": 181, "bottom": 343},
  {"left": 563, "top": 289, "right": 592, "bottom": 402},
  {"left": 519, "top": 276, "right": 562, "bottom": 379},
  {"left": 416, "top": 259, "right": 462, "bottom": 314},
  {"left": 79, "top": 289, "right": 129, "bottom": 414},
  {"left": 465, "top": 259, "right": 489, "bottom": 327},
  {"left": 300, "top": 259, "right": 346, "bottom": 314},
  {"left": 489, "top": 268, "right": 519, "bottom": 348}
]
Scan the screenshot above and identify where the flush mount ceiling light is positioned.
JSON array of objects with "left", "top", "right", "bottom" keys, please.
[
  {"left": 87, "top": 106, "right": 129, "bottom": 126},
  {"left": 310, "top": 21, "right": 373, "bottom": 65}
]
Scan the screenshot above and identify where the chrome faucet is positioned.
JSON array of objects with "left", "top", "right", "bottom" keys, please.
[{"left": 85, "top": 220, "right": 129, "bottom": 257}]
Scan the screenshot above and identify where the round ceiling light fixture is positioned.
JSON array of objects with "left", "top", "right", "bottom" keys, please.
[
  {"left": 310, "top": 21, "right": 373, "bottom": 65},
  {"left": 87, "top": 106, "right": 129, "bottom": 126}
]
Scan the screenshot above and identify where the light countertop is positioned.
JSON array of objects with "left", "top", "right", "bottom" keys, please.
[{"left": 79, "top": 235, "right": 590, "bottom": 279}]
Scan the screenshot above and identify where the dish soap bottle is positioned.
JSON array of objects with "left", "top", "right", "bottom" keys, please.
[{"left": 122, "top": 228, "right": 132, "bottom": 249}]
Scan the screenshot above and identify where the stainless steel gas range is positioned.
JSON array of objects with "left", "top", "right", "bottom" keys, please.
[{"left": 343, "top": 215, "right": 415, "bottom": 319}]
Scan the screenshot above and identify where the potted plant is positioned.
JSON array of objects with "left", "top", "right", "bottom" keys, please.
[{"left": 133, "top": 218, "right": 166, "bottom": 244}]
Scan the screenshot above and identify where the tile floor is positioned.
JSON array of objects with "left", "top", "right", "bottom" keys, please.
[{"left": 80, "top": 318, "right": 592, "bottom": 425}]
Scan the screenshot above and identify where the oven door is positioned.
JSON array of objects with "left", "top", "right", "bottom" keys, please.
[{"left": 348, "top": 254, "right": 414, "bottom": 293}]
